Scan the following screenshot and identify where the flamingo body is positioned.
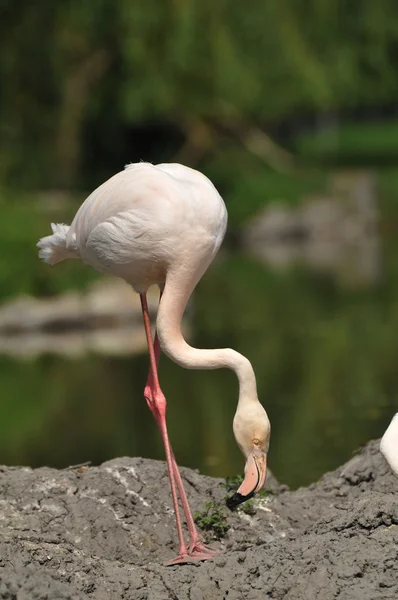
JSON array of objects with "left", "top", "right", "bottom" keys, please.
[
  {"left": 51, "top": 163, "right": 227, "bottom": 292},
  {"left": 38, "top": 162, "right": 270, "bottom": 564}
]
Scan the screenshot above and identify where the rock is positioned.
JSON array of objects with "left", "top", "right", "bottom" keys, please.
[
  {"left": 0, "top": 279, "right": 153, "bottom": 334},
  {"left": 0, "top": 280, "right": 190, "bottom": 358},
  {"left": 243, "top": 171, "right": 381, "bottom": 288},
  {"left": 0, "top": 441, "right": 397, "bottom": 599}
]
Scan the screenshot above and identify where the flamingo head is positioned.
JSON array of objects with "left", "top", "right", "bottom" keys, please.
[{"left": 227, "top": 402, "right": 270, "bottom": 509}]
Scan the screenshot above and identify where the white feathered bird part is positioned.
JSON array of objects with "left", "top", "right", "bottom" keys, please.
[
  {"left": 37, "top": 223, "right": 79, "bottom": 265},
  {"left": 380, "top": 413, "right": 398, "bottom": 476}
]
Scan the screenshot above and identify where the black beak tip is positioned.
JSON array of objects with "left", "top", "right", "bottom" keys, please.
[{"left": 226, "top": 492, "right": 248, "bottom": 510}]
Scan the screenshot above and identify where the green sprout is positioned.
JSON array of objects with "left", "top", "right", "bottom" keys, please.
[
  {"left": 241, "top": 499, "right": 256, "bottom": 515},
  {"left": 194, "top": 502, "right": 229, "bottom": 539},
  {"left": 224, "top": 474, "right": 243, "bottom": 493}
]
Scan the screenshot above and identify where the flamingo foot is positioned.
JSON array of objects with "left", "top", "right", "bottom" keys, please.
[
  {"left": 164, "top": 553, "right": 197, "bottom": 566},
  {"left": 188, "top": 540, "right": 218, "bottom": 558},
  {"left": 164, "top": 543, "right": 218, "bottom": 566}
]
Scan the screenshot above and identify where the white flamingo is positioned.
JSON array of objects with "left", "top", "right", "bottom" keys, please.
[
  {"left": 37, "top": 162, "right": 270, "bottom": 565},
  {"left": 380, "top": 413, "right": 398, "bottom": 476}
]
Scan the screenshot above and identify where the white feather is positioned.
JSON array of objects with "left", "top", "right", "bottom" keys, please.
[
  {"left": 37, "top": 223, "right": 79, "bottom": 265},
  {"left": 380, "top": 413, "right": 398, "bottom": 476}
]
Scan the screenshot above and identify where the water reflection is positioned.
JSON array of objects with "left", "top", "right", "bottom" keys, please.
[{"left": 0, "top": 251, "right": 396, "bottom": 488}]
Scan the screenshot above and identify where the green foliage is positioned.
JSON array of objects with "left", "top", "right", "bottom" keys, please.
[
  {"left": 2, "top": 1, "right": 398, "bottom": 187},
  {"left": 241, "top": 500, "right": 256, "bottom": 516},
  {"left": 224, "top": 474, "right": 243, "bottom": 493},
  {"left": 296, "top": 122, "right": 398, "bottom": 162},
  {"left": 194, "top": 502, "right": 229, "bottom": 539},
  {"left": 259, "top": 488, "right": 276, "bottom": 498},
  {"left": 225, "top": 168, "right": 327, "bottom": 227},
  {"left": 0, "top": 190, "right": 98, "bottom": 300}
]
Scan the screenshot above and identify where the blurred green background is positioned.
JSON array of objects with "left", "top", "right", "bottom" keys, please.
[{"left": 0, "top": 1, "right": 397, "bottom": 488}]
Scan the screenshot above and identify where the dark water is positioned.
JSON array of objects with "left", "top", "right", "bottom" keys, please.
[{"left": 0, "top": 252, "right": 396, "bottom": 488}]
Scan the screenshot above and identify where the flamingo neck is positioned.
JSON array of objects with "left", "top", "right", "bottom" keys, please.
[{"left": 156, "top": 270, "right": 258, "bottom": 403}]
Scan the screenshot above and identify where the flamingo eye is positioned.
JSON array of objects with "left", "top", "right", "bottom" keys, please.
[{"left": 253, "top": 438, "right": 260, "bottom": 446}]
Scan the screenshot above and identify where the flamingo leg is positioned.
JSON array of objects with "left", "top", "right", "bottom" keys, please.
[
  {"left": 146, "top": 333, "right": 216, "bottom": 559},
  {"left": 140, "top": 293, "right": 216, "bottom": 564}
]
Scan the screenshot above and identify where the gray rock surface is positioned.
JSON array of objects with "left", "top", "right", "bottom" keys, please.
[
  {"left": 243, "top": 172, "right": 381, "bottom": 287},
  {"left": 0, "top": 279, "right": 160, "bottom": 358},
  {"left": 0, "top": 441, "right": 397, "bottom": 599}
]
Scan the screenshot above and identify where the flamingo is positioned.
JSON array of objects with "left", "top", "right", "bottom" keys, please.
[
  {"left": 380, "top": 413, "right": 398, "bottom": 476},
  {"left": 37, "top": 162, "right": 270, "bottom": 565}
]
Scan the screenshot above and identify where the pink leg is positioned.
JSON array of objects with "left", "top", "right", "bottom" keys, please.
[
  {"left": 145, "top": 333, "right": 216, "bottom": 559},
  {"left": 140, "top": 293, "right": 216, "bottom": 564}
]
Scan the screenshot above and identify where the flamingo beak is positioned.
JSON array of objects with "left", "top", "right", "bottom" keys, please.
[{"left": 226, "top": 450, "right": 267, "bottom": 510}]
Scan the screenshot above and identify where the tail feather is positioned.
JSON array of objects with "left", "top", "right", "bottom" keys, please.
[{"left": 37, "top": 223, "right": 78, "bottom": 265}]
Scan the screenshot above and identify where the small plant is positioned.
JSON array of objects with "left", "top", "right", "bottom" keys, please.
[
  {"left": 224, "top": 474, "right": 243, "bottom": 493},
  {"left": 194, "top": 502, "right": 229, "bottom": 539},
  {"left": 241, "top": 499, "right": 256, "bottom": 516},
  {"left": 258, "top": 488, "right": 275, "bottom": 498}
]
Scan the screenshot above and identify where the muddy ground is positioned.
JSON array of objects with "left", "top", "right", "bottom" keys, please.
[{"left": 0, "top": 440, "right": 397, "bottom": 600}]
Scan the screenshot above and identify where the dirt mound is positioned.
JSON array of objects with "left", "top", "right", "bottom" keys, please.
[{"left": 0, "top": 441, "right": 397, "bottom": 599}]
